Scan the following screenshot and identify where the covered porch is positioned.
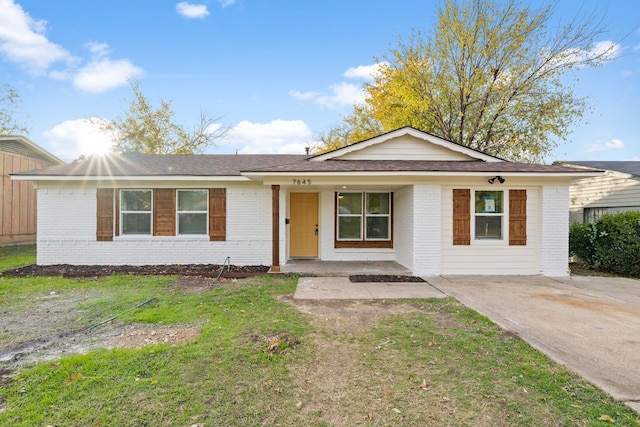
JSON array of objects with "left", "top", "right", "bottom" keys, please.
[{"left": 280, "top": 260, "right": 411, "bottom": 277}]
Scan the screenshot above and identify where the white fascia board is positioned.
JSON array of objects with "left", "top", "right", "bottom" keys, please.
[
  {"left": 242, "top": 170, "right": 602, "bottom": 179},
  {"left": 310, "top": 127, "right": 504, "bottom": 163},
  {"left": 11, "top": 175, "right": 249, "bottom": 182}
]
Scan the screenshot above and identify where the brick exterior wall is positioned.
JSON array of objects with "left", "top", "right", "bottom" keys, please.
[
  {"left": 393, "top": 186, "right": 414, "bottom": 271},
  {"left": 540, "top": 185, "right": 570, "bottom": 276},
  {"left": 37, "top": 186, "right": 273, "bottom": 266},
  {"left": 412, "top": 185, "right": 442, "bottom": 275},
  {"left": 35, "top": 182, "right": 571, "bottom": 276}
]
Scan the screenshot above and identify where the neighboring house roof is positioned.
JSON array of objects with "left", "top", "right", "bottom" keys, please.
[
  {"left": 563, "top": 161, "right": 640, "bottom": 177},
  {"left": 0, "top": 135, "right": 64, "bottom": 165}
]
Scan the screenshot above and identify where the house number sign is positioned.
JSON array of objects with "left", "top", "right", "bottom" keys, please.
[{"left": 292, "top": 179, "right": 312, "bottom": 185}]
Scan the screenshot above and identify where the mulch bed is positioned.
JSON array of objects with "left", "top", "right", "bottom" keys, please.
[
  {"left": 0, "top": 264, "right": 270, "bottom": 278},
  {"left": 349, "top": 275, "right": 426, "bottom": 283}
]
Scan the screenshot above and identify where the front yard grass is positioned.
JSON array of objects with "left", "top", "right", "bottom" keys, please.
[
  {"left": 0, "top": 244, "right": 35, "bottom": 271},
  {"left": 0, "top": 273, "right": 637, "bottom": 426}
]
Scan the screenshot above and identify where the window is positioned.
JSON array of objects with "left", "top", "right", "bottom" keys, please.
[
  {"left": 99, "top": 188, "right": 226, "bottom": 241},
  {"left": 177, "top": 190, "right": 208, "bottom": 235},
  {"left": 337, "top": 192, "right": 391, "bottom": 241},
  {"left": 453, "top": 189, "right": 527, "bottom": 246},
  {"left": 121, "top": 190, "right": 152, "bottom": 235},
  {"left": 474, "top": 190, "right": 503, "bottom": 240}
]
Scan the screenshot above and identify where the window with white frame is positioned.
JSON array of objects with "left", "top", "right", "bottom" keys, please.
[
  {"left": 120, "top": 190, "right": 152, "bottom": 235},
  {"left": 177, "top": 190, "right": 208, "bottom": 235},
  {"left": 474, "top": 190, "right": 503, "bottom": 240},
  {"left": 337, "top": 192, "right": 391, "bottom": 240}
]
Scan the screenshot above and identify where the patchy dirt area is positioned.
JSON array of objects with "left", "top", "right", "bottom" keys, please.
[
  {"left": 281, "top": 295, "right": 424, "bottom": 333},
  {"left": 0, "top": 265, "right": 264, "bottom": 377},
  {"left": 0, "top": 276, "right": 226, "bottom": 375},
  {"left": 0, "top": 273, "right": 429, "bottom": 373}
]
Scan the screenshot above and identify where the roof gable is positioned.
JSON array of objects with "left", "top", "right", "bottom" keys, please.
[
  {"left": 0, "top": 135, "right": 64, "bottom": 164},
  {"left": 311, "top": 127, "right": 504, "bottom": 163}
]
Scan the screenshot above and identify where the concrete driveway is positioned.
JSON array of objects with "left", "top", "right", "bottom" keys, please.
[{"left": 430, "top": 275, "right": 640, "bottom": 412}]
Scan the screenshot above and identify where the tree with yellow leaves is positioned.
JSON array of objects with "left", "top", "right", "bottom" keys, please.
[{"left": 318, "top": 0, "right": 618, "bottom": 162}]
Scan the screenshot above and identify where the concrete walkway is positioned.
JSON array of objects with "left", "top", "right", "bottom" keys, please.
[
  {"left": 292, "top": 274, "right": 640, "bottom": 413},
  {"left": 294, "top": 277, "right": 446, "bottom": 299}
]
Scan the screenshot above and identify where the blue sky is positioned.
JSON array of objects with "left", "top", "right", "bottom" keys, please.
[{"left": 0, "top": 0, "right": 638, "bottom": 163}]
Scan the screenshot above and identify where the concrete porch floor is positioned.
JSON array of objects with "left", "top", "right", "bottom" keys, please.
[{"left": 281, "top": 260, "right": 411, "bottom": 276}]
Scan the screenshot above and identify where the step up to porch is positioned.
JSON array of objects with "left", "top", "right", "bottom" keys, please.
[{"left": 281, "top": 260, "right": 411, "bottom": 277}]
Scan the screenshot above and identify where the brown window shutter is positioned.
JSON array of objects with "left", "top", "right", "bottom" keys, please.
[
  {"left": 96, "top": 188, "right": 114, "bottom": 241},
  {"left": 452, "top": 189, "right": 471, "bottom": 245},
  {"left": 114, "top": 190, "right": 120, "bottom": 236},
  {"left": 209, "top": 188, "right": 226, "bottom": 241},
  {"left": 509, "top": 189, "right": 527, "bottom": 246},
  {"left": 153, "top": 189, "right": 176, "bottom": 236}
]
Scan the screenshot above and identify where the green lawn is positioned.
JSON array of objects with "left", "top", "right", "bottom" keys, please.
[
  {"left": 0, "top": 244, "right": 35, "bottom": 271},
  {"left": 0, "top": 246, "right": 637, "bottom": 425}
]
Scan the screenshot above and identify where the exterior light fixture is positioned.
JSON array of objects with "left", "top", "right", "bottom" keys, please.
[{"left": 488, "top": 176, "right": 505, "bottom": 184}]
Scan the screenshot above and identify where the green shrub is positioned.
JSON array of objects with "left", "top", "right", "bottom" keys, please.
[
  {"left": 569, "top": 211, "right": 640, "bottom": 276},
  {"left": 568, "top": 222, "right": 597, "bottom": 265}
]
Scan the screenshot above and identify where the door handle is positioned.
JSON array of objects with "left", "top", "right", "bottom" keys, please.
[{"left": 315, "top": 228, "right": 319, "bottom": 235}]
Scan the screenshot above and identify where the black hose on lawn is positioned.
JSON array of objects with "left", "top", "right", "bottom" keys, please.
[
  {"left": 86, "top": 297, "right": 157, "bottom": 331},
  {"left": 210, "top": 256, "right": 231, "bottom": 286}
]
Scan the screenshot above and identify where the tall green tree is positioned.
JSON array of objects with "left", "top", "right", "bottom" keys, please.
[
  {"left": 0, "top": 84, "right": 29, "bottom": 135},
  {"left": 100, "top": 80, "right": 228, "bottom": 154},
  {"left": 318, "top": 0, "right": 618, "bottom": 162}
]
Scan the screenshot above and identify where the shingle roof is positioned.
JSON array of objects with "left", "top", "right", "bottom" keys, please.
[
  {"left": 14, "top": 152, "right": 597, "bottom": 178},
  {"left": 15, "top": 153, "right": 309, "bottom": 176},
  {"left": 246, "top": 159, "right": 585, "bottom": 173},
  {"left": 564, "top": 161, "right": 640, "bottom": 177}
]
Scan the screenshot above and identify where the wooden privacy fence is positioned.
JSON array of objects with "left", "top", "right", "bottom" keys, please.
[{"left": 0, "top": 151, "right": 50, "bottom": 246}]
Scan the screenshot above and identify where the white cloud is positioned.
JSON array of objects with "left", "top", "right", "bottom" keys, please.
[
  {"left": 0, "top": 0, "right": 76, "bottom": 74},
  {"left": 587, "top": 138, "right": 624, "bottom": 153},
  {"left": 288, "top": 89, "right": 320, "bottom": 100},
  {"left": 315, "top": 82, "right": 363, "bottom": 108},
  {"left": 43, "top": 118, "right": 116, "bottom": 161},
  {"left": 290, "top": 63, "right": 383, "bottom": 109},
  {"left": 49, "top": 69, "right": 71, "bottom": 80},
  {"left": 588, "top": 40, "right": 621, "bottom": 61},
  {"left": 176, "top": 2, "right": 210, "bottom": 18},
  {"left": 218, "top": 0, "right": 236, "bottom": 7},
  {"left": 546, "top": 40, "right": 621, "bottom": 70},
  {"left": 85, "top": 41, "right": 110, "bottom": 57},
  {"left": 230, "top": 120, "right": 315, "bottom": 154},
  {"left": 73, "top": 58, "right": 143, "bottom": 93},
  {"left": 343, "top": 63, "right": 386, "bottom": 80},
  {"left": 0, "top": 2, "right": 142, "bottom": 94}
]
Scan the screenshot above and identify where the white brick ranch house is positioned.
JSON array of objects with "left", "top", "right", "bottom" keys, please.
[{"left": 13, "top": 127, "right": 599, "bottom": 276}]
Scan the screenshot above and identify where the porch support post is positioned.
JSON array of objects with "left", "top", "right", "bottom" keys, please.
[{"left": 270, "top": 184, "right": 281, "bottom": 273}]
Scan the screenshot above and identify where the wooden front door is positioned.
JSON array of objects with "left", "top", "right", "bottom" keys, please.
[{"left": 290, "top": 193, "right": 318, "bottom": 257}]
